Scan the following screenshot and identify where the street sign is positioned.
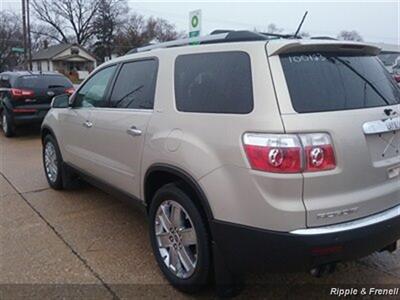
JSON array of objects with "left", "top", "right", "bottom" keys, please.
[
  {"left": 189, "top": 9, "right": 201, "bottom": 45},
  {"left": 11, "top": 47, "right": 25, "bottom": 53}
]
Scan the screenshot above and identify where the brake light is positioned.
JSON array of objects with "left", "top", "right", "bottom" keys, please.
[
  {"left": 243, "top": 134, "right": 302, "bottom": 173},
  {"left": 10, "top": 88, "right": 35, "bottom": 99},
  {"left": 300, "top": 134, "right": 336, "bottom": 172},
  {"left": 65, "top": 87, "right": 75, "bottom": 95},
  {"left": 243, "top": 133, "right": 336, "bottom": 173}
]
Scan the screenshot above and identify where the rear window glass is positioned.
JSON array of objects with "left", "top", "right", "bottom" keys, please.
[
  {"left": 175, "top": 52, "right": 253, "bottom": 114},
  {"left": 16, "top": 75, "right": 73, "bottom": 89},
  {"left": 280, "top": 52, "right": 400, "bottom": 113}
]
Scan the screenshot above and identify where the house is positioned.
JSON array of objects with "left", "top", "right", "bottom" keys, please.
[{"left": 32, "top": 44, "right": 97, "bottom": 81}]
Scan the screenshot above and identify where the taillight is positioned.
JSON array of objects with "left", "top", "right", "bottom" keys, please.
[
  {"left": 300, "top": 133, "right": 336, "bottom": 172},
  {"left": 243, "top": 133, "right": 336, "bottom": 173},
  {"left": 10, "top": 88, "right": 35, "bottom": 99},
  {"left": 243, "top": 134, "right": 302, "bottom": 173},
  {"left": 65, "top": 87, "right": 75, "bottom": 95}
]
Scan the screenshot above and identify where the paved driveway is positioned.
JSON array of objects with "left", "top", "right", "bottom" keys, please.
[{"left": 1, "top": 127, "right": 400, "bottom": 299}]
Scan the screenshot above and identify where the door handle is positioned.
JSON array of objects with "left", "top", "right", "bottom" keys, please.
[
  {"left": 83, "top": 121, "right": 93, "bottom": 128},
  {"left": 127, "top": 126, "right": 142, "bottom": 137}
]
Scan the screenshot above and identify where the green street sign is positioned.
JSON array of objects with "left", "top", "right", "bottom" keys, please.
[
  {"left": 11, "top": 47, "right": 25, "bottom": 53},
  {"left": 189, "top": 31, "right": 200, "bottom": 38},
  {"left": 189, "top": 31, "right": 200, "bottom": 45}
]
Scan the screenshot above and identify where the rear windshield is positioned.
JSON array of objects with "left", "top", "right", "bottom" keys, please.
[
  {"left": 280, "top": 52, "right": 400, "bottom": 113},
  {"left": 16, "top": 75, "right": 73, "bottom": 90}
]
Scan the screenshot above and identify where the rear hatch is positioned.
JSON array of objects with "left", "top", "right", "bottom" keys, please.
[
  {"left": 14, "top": 74, "right": 73, "bottom": 106},
  {"left": 268, "top": 41, "right": 400, "bottom": 227}
]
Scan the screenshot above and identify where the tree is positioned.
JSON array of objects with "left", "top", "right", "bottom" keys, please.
[
  {"left": 31, "top": 0, "right": 183, "bottom": 58},
  {"left": 266, "top": 23, "right": 283, "bottom": 34},
  {"left": 93, "top": 0, "right": 128, "bottom": 62},
  {"left": 31, "top": 0, "right": 101, "bottom": 45},
  {"left": 0, "top": 11, "right": 24, "bottom": 71},
  {"left": 30, "top": 23, "right": 62, "bottom": 50},
  {"left": 113, "top": 13, "right": 183, "bottom": 56},
  {"left": 145, "top": 17, "right": 182, "bottom": 42},
  {"left": 337, "top": 30, "right": 363, "bottom": 42}
]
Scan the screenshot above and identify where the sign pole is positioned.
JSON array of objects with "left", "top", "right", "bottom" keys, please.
[
  {"left": 27, "top": 0, "right": 32, "bottom": 70},
  {"left": 21, "top": 0, "right": 28, "bottom": 69}
]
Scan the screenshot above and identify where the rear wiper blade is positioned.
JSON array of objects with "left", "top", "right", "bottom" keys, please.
[{"left": 333, "top": 57, "right": 390, "bottom": 105}]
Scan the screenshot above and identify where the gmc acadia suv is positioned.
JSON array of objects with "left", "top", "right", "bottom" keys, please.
[{"left": 41, "top": 31, "right": 400, "bottom": 295}]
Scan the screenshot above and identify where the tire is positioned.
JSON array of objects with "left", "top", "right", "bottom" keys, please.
[
  {"left": 1, "top": 109, "right": 15, "bottom": 137},
  {"left": 149, "top": 184, "right": 211, "bottom": 293},
  {"left": 43, "top": 135, "right": 64, "bottom": 189}
]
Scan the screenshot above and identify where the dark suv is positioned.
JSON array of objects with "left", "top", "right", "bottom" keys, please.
[{"left": 0, "top": 71, "right": 74, "bottom": 137}]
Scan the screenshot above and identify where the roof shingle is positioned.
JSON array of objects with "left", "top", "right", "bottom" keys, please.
[{"left": 32, "top": 44, "right": 72, "bottom": 60}]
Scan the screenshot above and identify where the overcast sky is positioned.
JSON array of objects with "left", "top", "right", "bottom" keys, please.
[{"left": 1, "top": 0, "right": 398, "bottom": 44}]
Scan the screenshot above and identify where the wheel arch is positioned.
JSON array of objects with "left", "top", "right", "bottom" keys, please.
[
  {"left": 144, "top": 164, "right": 214, "bottom": 224},
  {"left": 1, "top": 94, "right": 14, "bottom": 112},
  {"left": 41, "top": 125, "right": 57, "bottom": 145}
]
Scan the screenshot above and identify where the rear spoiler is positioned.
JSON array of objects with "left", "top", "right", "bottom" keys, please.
[{"left": 267, "top": 40, "right": 381, "bottom": 56}]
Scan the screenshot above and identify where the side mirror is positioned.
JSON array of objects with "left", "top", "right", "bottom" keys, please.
[
  {"left": 51, "top": 94, "right": 70, "bottom": 108},
  {"left": 393, "top": 75, "right": 400, "bottom": 83}
]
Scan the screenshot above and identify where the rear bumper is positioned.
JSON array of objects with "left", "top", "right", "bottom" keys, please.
[
  {"left": 211, "top": 204, "right": 400, "bottom": 274},
  {"left": 10, "top": 104, "right": 50, "bottom": 125}
]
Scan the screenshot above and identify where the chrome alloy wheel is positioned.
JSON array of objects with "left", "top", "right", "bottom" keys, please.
[
  {"left": 155, "top": 200, "right": 198, "bottom": 279},
  {"left": 2, "top": 113, "right": 7, "bottom": 133},
  {"left": 44, "top": 141, "right": 58, "bottom": 183}
]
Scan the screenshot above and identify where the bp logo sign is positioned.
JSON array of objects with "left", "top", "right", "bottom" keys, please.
[
  {"left": 191, "top": 15, "right": 199, "bottom": 28},
  {"left": 189, "top": 9, "right": 202, "bottom": 43}
]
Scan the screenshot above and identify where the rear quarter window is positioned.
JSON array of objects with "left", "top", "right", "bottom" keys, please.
[
  {"left": 280, "top": 52, "right": 400, "bottom": 113},
  {"left": 174, "top": 51, "right": 253, "bottom": 114}
]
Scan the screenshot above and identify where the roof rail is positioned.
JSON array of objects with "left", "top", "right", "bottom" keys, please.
[
  {"left": 126, "top": 30, "right": 273, "bottom": 54},
  {"left": 259, "top": 32, "right": 295, "bottom": 39},
  {"left": 127, "top": 33, "right": 228, "bottom": 54},
  {"left": 210, "top": 29, "right": 234, "bottom": 35},
  {"left": 311, "top": 36, "right": 338, "bottom": 40},
  {"left": 211, "top": 29, "right": 294, "bottom": 39}
]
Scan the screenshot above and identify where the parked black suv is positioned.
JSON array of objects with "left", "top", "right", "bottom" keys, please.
[{"left": 0, "top": 71, "right": 74, "bottom": 137}]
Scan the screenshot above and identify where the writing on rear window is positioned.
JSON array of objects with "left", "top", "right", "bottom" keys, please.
[{"left": 287, "top": 53, "right": 326, "bottom": 63}]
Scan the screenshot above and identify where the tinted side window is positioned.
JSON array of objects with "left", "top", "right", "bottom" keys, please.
[
  {"left": 110, "top": 60, "right": 158, "bottom": 109},
  {"left": 175, "top": 52, "right": 253, "bottom": 114},
  {"left": 74, "top": 65, "right": 117, "bottom": 108}
]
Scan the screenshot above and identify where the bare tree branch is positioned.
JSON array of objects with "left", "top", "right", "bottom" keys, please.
[
  {"left": 0, "top": 11, "right": 24, "bottom": 71},
  {"left": 32, "top": 0, "right": 100, "bottom": 45}
]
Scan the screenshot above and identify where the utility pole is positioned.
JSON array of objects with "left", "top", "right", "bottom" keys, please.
[
  {"left": 26, "top": 0, "right": 32, "bottom": 70},
  {"left": 21, "top": 0, "right": 28, "bottom": 69}
]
